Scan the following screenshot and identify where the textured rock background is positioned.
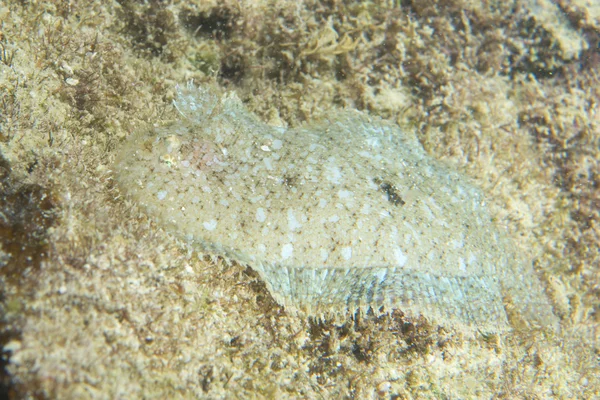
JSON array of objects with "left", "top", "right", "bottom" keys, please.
[{"left": 0, "top": 0, "right": 598, "bottom": 398}]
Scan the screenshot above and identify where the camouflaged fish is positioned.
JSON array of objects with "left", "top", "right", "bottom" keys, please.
[{"left": 115, "top": 82, "right": 558, "bottom": 333}]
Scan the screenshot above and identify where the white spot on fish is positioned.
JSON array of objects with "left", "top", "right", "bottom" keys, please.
[
  {"left": 287, "top": 209, "right": 302, "bottom": 231},
  {"left": 394, "top": 247, "right": 407, "bottom": 266},
  {"left": 458, "top": 257, "right": 467, "bottom": 272},
  {"left": 338, "top": 190, "right": 353, "bottom": 199},
  {"left": 256, "top": 208, "right": 266, "bottom": 223},
  {"left": 326, "top": 162, "right": 342, "bottom": 184},
  {"left": 320, "top": 249, "right": 329, "bottom": 262},
  {"left": 203, "top": 219, "right": 217, "bottom": 231},
  {"left": 263, "top": 157, "right": 273, "bottom": 170},
  {"left": 341, "top": 247, "right": 352, "bottom": 260},
  {"left": 272, "top": 139, "right": 283, "bottom": 150},
  {"left": 281, "top": 243, "right": 293, "bottom": 260}
]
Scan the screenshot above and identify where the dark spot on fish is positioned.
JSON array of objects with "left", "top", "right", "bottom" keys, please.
[
  {"left": 282, "top": 174, "right": 297, "bottom": 189},
  {"left": 374, "top": 177, "right": 405, "bottom": 206}
]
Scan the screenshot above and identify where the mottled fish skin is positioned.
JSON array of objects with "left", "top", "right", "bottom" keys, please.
[{"left": 115, "top": 82, "right": 558, "bottom": 333}]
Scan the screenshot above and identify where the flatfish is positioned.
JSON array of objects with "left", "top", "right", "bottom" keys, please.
[{"left": 115, "top": 82, "right": 557, "bottom": 332}]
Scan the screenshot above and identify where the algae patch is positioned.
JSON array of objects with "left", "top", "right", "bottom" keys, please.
[{"left": 114, "top": 83, "right": 557, "bottom": 333}]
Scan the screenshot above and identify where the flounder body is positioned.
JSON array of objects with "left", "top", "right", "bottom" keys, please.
[{"left": 115, "top": 83, "right": 557, "bottom": 332}]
